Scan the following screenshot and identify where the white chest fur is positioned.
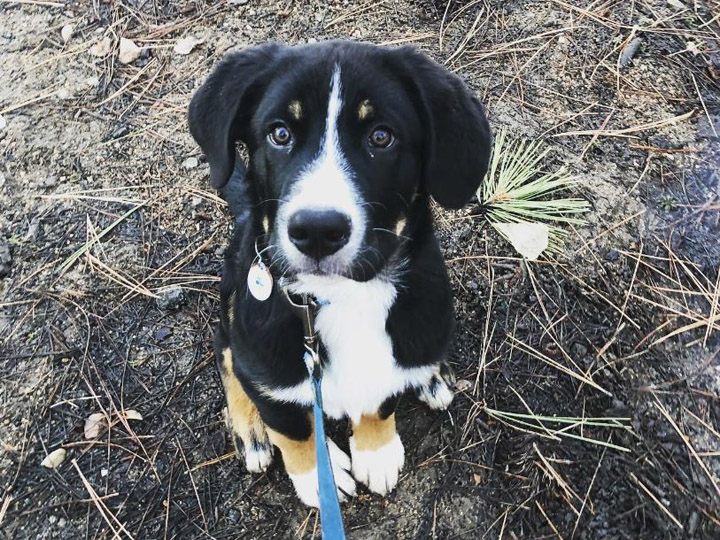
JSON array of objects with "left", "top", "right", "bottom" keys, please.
[{"left": 264, "top": 275, "right": 435, "bottom": 423}]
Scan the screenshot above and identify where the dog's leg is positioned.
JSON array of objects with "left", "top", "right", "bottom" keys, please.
[
  {"left": 415, "top": 361, "right": 455, "bottom": 410},
  {"left": 349, "top": 397, "right": 405, "bottom": 495},
  {"left": 265, "top": 413, "right": 356, "bottom": 508},
  {"left": 218, "top": 347, "right": 274, "bottom": 473}
]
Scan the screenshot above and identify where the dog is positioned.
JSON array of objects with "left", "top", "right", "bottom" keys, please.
[{"left": 188, "top": 40, "right": 491, "bottom": 507}]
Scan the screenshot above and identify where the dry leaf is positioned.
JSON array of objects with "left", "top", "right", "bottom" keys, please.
[
  {"left": 493, "top": 222, "right": 549, "bottom": 260},
  {"left": 89, "top": 36, "right": 113, "bottom": 58},
  {"left": 686, "top": 42, "right": 701, "bottom": 56},
  {"left": 61, "top": 24, "right": 73, "bottom": 44},
  {"left": 84, "top": 413, "right": 105, "bottom": 439},
  {"left": 473, "top": 473, "right": 482, "bottom": 486},
  {"left": 173, "top": 36, "right": 203, "bottom": 55},
  {"left": 455, "top": 379, "right": 473, "bottom": 392},
  {"left": 41, "top": 448, "right": 67, "bottom": 468},
  {"left": 118, "top": 37, "right": 141, "bottom": 64},
  {"left": 124, "top": 409, "right": 143, "bottom": 421}
]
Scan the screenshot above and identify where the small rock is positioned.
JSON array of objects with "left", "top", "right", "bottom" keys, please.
[
  {"left": 227, "top": 508, "right": 241, "bottom": 525},
  {"left": 619, "top": 37, "right": 642, "bottom": 68},
  {"left": 49, "top": 516, "right": 57, "bottom": 524},
  {"left": 118, "top": 37, "right": 141, "bottom": 64},
  {"left": 174, "top": 36, "right": 203, "bottom": 55},
  {"left": 0, "top": 113, "right": 6, "bottom": 131},
  {"left": 467, "top": 280, "right": 479, "bottom": 291},
  {"left": 110, "top": 125, "right": 129, "bottom": 139},
  {"left": 26, "top": 217, "right": 41, "bottom": 241},
  {"left": 89, "top": 36, "right": 113, "bottom": 58},
  {"left": 191, "top": 196, "right": 203, "bottom": 208},
  {"left": 230, "top": 0, "right": 249, "bottom": 4},
  {"left": 57, "top": 518, "right": 66, "bottom": 528},
  {"left": 182, "top": 156, "right": 199, "bottom": 170},
  {"left": 61, "top": 24, "right": 73, "bottom": 43},
  {"left": 155, "top": 327, "right": 172, "bottom": 342},
  {"left": 41, "top": 448, "right": 67, "bottom": 468},
  {"left": 43, "top": 175, "right": 58, "bottom": 187},
  {"left": 605, "top": 249, "right": 620, "bottom": 261},
  {"left": 156, "top": 285, "right": 185, "bottom": 310},
  {"left": 0, "top": 241, "right": 11, "bottom": 279},
  {"left": 455, "top": 379, "right": 473, "bottom": 392}
]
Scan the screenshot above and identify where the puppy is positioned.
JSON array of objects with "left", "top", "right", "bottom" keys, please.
[{"left": 188, "top": 40, "right": 491, "bottom": 507}]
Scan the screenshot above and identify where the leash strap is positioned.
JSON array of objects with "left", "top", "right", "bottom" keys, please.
[{"left": 284, "top": 289, "right": 347, "bottom": 540}]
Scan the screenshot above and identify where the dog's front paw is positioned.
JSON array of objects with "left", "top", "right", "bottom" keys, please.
[
  {"left": 244, "top": 441, "right": 274, "bottom": 473},
  {"left": 350, "top": 433, "right": 405, "bottom": 495},
  {"left": 288, "top": 440, "right": 356, "bottom": 508},
  {"left": 416, "top": 363, "right": 455, "bottom": 410}
]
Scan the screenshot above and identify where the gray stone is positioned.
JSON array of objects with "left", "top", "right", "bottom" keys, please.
[{"left": 156, "top": 285, "right": 185, "bottom": 311}]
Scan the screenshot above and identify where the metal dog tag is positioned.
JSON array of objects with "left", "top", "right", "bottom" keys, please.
[{"left": 247, "top": 262, "right": 273, "bottom": 301}]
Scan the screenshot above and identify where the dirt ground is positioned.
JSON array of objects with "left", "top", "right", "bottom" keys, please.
[{"left": 1, "top": 1, "right": 719, "bottom": 539}]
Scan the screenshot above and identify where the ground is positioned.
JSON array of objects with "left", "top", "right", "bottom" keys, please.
[{"left": 1, "top": 1, "right": 719, "bottom": 539}]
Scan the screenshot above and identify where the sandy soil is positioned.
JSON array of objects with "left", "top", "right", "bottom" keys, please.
[{"left": 1, "top": 1, "right": 719, "bottom": 539}]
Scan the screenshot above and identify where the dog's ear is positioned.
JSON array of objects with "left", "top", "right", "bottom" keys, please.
[
  {"left": 188, "top": 43, "right": 282, "bottom": 189},
  {"left": 387, "top": 47, "right": 492, "bottom": 209}
]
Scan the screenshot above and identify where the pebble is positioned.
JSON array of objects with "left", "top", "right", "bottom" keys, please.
[
  {"left": 156, "top": 285, "right": 185, "bottom": 311},
  {"left": 155, "top": 327, "right": 172, "bottom": 342},
  {"left": 605, "top": 249, "right": 620, "bottom": 261},
  {"left": 227, "top": 508, "right": 240, "bottom": 524},
  {"left": 182, "top": 157, "right": 199, "bottom": 170},
  {"left": 110, "top": 125, "right": 130, "bottom": 139}
]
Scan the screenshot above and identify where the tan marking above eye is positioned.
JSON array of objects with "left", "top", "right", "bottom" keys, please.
[
  {"left": 288, "top": 100, "right": 303, "bottom": 121},
  {"left": 394, "top": 217, "right": 407, "bottom": 236},
  {"left": 262, "top": 215, "right": 270, "bottom": 233},
  {"left": 358, "top": 99, "right": 374, "bottom": 121}
]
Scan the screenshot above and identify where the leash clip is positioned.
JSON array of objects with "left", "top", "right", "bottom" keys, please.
[{"left": 282, "top": 288, "right": 322, "bottom": 379}]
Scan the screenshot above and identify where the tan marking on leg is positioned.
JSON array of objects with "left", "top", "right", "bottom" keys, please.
[
  {"left": 352, "top": 413, "right": 396, "bottom": 451},
  {"left": 358, "top": 99, "right": 374, "bottom": 121},
  {"left": 288, "top": 100, "right": 303, "bottom": 121},
  {"left": 221, "top": 349, "right": 268, "bottom": 450},
  {"left": 267, "top": 423, "right": 316, "bottom": 474}
]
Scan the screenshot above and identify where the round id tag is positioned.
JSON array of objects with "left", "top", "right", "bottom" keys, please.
[{"left": 247, "top": 262, "right": 273, "bottom": 301}]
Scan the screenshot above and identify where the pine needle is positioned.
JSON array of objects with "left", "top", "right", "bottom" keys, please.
[{"left": 478, "top": 129, "right": 590, "bottom": 253}]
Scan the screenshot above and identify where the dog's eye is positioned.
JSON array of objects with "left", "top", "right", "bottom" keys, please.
[
  {"left": 269, "top": 124, "right": 292, "bottom": 146},
  {"left": 368, "top": 127, "right": 394, "bottom": 148}
]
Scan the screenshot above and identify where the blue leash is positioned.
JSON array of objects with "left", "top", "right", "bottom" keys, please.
[
  {"left": 305, "top": 352, "right": 347, "bottom": 540},
  {"left": 284, "top": 289, "right": 347, "bottom": 540}
]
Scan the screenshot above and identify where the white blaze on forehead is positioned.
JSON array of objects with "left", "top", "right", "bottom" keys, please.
[{"left": 277, "top": 66, "right": 365, "bottom": 271}]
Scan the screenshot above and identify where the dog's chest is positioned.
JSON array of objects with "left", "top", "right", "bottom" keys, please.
[{"left": 288, "top": 275, "right": 433, "bottom": 422}]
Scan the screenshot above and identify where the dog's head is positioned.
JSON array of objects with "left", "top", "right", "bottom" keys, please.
[{"left": 189, "top": 41, "right": 491, "bottom": 281}]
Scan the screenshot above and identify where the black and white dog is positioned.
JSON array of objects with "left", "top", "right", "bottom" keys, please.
[{"left": 188, "top": 40, "right": 491, "bottom": 507}]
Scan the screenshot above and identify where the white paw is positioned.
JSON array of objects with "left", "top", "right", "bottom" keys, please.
[
  {"left": 350, "top": 433, "right": 405, "bottom": 495},
  {"left": 245, "top": 444, "right": 273, "bottom": 473},
  {"left": 288, "top": 440, "right": 356, "bottom": 508},
  {"left": 417, "top": 378, "right": 454, "bottom": 410}
]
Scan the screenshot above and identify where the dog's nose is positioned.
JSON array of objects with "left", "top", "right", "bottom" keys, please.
[{"left": 287, "top": 209, "right": 351, "bottom": 260}]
